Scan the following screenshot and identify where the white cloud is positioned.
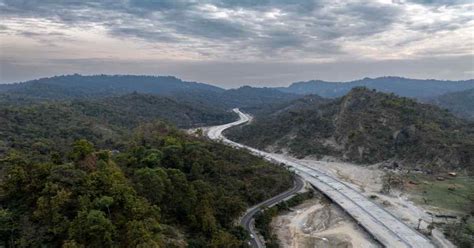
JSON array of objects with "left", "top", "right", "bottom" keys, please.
[{"left": 0, "top": 0, "right": 472, "bottom": 84}]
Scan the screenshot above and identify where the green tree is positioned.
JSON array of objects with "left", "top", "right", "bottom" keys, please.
[
  {"left": 163, "top": 169, "right": 196, "bottom": 223},
  {"left": 209, "top": 231, "right": 241, "bottom": 248},
  {"left": 140, "top": 149, "right": 163, "bottom": 168},
  {"left": 133, "top": 168, "right": 169, "bottom": 205},
  {"left": 0, "top": 209, "right": 15, "bottom": 248},
  {"left": 70, "top": 139, "right": 94, "bottom": 161},
  {"left": 94, "top": 196, "right": 114, "bottom": 218},
  {"left": 69, "top": 210, "right": 115, "bottom": 247},
  {"left": 161, "top": 145, "right": 184, "bottom": 170},
  {"left": 33, "top": 184, "right": 72, "bottom": 236},
  {"left": 125, "top": 219, "right": 162, "bottom": 247}
]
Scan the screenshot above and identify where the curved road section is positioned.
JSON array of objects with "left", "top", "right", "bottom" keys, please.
[
  {"left": 241, "top": 176, "right": 304, "bottom": 248},
  {"left": 207, "top": 109, "right": 435, "bottom": 248}
]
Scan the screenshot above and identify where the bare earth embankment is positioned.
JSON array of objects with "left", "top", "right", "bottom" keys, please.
[
  {"left": 271, "top": 155, "right": 458, "bottom": 247},
  {"left": 272, "top": 195, "right": 380, "bottom": 248}
]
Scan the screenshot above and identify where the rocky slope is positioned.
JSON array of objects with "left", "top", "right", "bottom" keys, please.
[{"left": 226, "top": 88, "right": 474, "bottom": 173}]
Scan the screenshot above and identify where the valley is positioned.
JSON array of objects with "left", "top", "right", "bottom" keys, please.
[
  {"left": 2, "top": 1, "right": 474, "bottom": 246},
  {"left": 207, "top": 109, "right": 439, "bottom": 247},
  {"left": 207, "top": 110, "right": 471, "bottom": 247},
  {"left": 1, "top": 74, "right": 472, "bottom": 247}
]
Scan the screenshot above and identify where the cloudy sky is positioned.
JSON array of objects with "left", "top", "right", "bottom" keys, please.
[{"left": 0, "top": 0, "right": 473, "bottom": 87}]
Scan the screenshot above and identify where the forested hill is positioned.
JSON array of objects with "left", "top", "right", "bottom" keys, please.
[
  {"left": 1, "top": 122, "right": 292, "bottom": 247},
  {"left": 0, "top": 74, "right": 224, "bottom": 100},
  {"left": 0, "top": 93, "right": 235, "bottom": 156},
  {"left": 81, "top": 93, "right": 236, "bottom": 128},
  {"left": 0, "top": 75, "right": 300, "bottom": 111},
  {"left": 277, "top": 76, "right": 474, "bottom": 99},
  {"left": 0, "top": 93, "right": 292, "bottom": 247},
  {"left": 430, "top": 88, "right": 474, "bottom": 121},
  {"left": 2, "top": 75, "right": 472, "bottom": 109},
  {"left": 226, "top": 87, "right": 474, "bottom": 173},
  {"left": 0, "top": 74, "right": 224, "bottom": 99}
]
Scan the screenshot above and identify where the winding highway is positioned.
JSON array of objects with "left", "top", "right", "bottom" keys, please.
[
  {"left": 241, "top": 176, "right": 304, "bottom": 248},
  {"left": 207, "top": 108, "right": 436, "bottom": 248}
]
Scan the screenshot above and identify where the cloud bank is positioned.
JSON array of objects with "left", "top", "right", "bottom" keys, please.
[{"left": 0, "top": 0, "right": 473, "bottom": 86}]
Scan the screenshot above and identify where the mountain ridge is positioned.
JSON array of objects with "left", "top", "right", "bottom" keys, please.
[
  {"left": 0, "top": 74, "right": 301, "bottom": 111},
  {"left": 2, "top": 74, "right": 473, "bottom": 101},
  {"left": 0, "top": 74, "right": 224, "bottom": 100},
  {"left": 226, "top": 87, "right": 474, "bottom": 173},
  {"left": 277, "top": 76, "right": 474, "bottom": 99}
]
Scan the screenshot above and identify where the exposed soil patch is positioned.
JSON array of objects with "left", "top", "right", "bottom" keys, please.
[
  {"left": 290, "top": 156, "right": 458, "bottom": 247},
  {"left": 271, "top": 196, "right": 380, "bottom": 248}
]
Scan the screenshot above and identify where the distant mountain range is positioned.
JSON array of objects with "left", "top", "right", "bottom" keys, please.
[
  {"left": 277, "top": 76, "right": 474, "bottom": 99},
  {"left": 0, "top": 74, "right": 299, "bottom": 111},
  {"left": 3, "top": 75, "right": 472, "bottom": 101},
  {"left": 0, "top": 74, "right": 223, "bottom": 100},
  {"left": 1, "top": 74, "right": 472, "bottom": 122}
]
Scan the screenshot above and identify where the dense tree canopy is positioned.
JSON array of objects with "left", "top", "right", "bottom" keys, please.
[{"left": 1, "top": 120, "right": 292, "bottom": 247}]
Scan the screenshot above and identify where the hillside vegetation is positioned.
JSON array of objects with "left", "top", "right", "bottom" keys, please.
[
  {"left": 0, "top": 96, "right": 292, "bottom": 247},
  {"left": 430, "top": 88, "right": 474, "bottom": 121},
  {"left": 226, "top": 88, "right": 474, "bottom": 173},
  {"left": 1, "top": 123, "right": 292, "bottom": 247},
  {"left": 0, "top": 93, "right": 236, "bottom": 157}
]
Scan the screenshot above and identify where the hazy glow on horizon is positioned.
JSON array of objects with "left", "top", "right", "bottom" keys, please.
[{"left": 0, "top": 0, "right": 473, "bottom": 87}]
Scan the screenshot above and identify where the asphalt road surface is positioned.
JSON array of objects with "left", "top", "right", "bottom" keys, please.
[
  {"left": 240, "top": 176, "right": 304, "bottom": 248},
  {"left": 207, "top": 108, "right": 435, "bottom": 248}
]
